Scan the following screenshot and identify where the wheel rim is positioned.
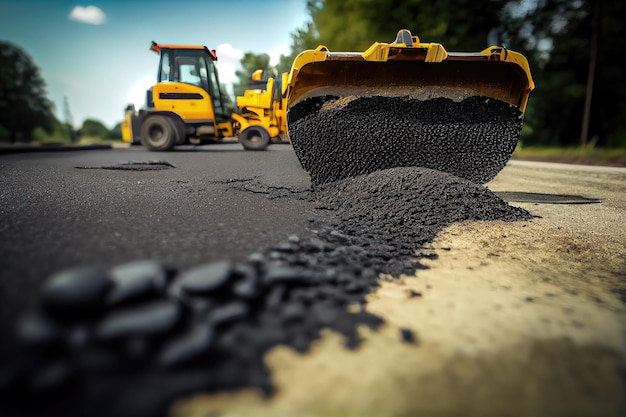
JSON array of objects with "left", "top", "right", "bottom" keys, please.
[
  {"left": 147, "top": 124, "right": 168, "bottom": 147},
  {"left": 246, "top": 130, "right": 262, "bottom": 143},
  {"left": 240, "top": 126, "right": 269, "bottom": 150}
]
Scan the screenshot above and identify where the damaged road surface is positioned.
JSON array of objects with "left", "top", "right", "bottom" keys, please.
[{"left": 0, "top": 145, "right": 624, "bottom": 417}]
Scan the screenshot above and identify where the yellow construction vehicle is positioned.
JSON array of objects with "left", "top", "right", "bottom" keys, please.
[
  {"left": 122, "top": 42, "right": 271, "bottom": 151},
  {"left": 123, "top": 30, "right": 533, "bottom": 186},
  {"left": 236, "top": 69, "right": 290, "bottom": 144},
  {"left": 121, "top": 104, "right": 140, "bottom": 145},
  {"left": 284, "top": 29, "right": 535, "bottom": 184}
]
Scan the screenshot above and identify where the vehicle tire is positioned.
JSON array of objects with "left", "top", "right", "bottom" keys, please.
[
  {"left": 169, "top": 117, "right": 186, "bottom": 145},
  {"left": 239, "top": 126, "right": 270, "bottom": 151},
  {"left": 140, "top": 115, "right": 178, "bottom": 151}
]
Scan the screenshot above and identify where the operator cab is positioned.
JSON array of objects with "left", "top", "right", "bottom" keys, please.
[{"left": 149, "top": 42, "right": 231, "bottom": 120}]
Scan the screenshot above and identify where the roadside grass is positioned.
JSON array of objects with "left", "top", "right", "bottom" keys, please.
[
  {"left": 512, "top": 145, "right": 626, "bottom": 167},
  {"left": 76, "top": 135, "right": 124, "bottom": 146}
]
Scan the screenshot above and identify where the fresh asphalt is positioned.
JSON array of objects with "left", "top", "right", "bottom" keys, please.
[{"left": 0, "top": 143, "right": 329, "bottom": 336}]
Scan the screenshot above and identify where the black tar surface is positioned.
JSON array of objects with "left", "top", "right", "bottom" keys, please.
[
  {"left": 0, "top": 145, "right": 531, "bottom": 417},
  {"left": 288, "top": 95, "right": 523, "bottom": 185}
]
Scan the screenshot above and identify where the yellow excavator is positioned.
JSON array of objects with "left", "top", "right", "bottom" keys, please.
[{"left": 122, "top": 42, "right": 279, "bottom": 151}]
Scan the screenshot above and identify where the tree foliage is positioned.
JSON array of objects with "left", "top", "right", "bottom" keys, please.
[
  {"left": 233, "top": 20, "right": 322, "bottom": 96},
  {"left": 0, "top": 41, "right": 55, "bottom": 143},
  {"left": 232, "top": 52, "right": 272, "bottom": 97},
  {"left": 307, "top": 0, "right": 508, "bottom": 52},
  {"left": 79, "top": 118, "right": 109, "bottom": 139},
  {"left": 276, "top": 0, "right": 625, "bottom": 148},
  {"left": 31, "top": 116, "right": 73, "bottom": 143},
  {"left": 497, "top": 0, "right": 626, "bottom": 147},
  {"left": 278, "top": 20, "right": 322, "bottom": 72}
]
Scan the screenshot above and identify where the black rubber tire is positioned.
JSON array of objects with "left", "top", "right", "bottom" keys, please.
[
  {"left": 170, "top": 117, "right": 186, "bottom": 145},
  {"left": 140, "top": 115, "right": 178, "bottom": 151},
  {"left": 239, "top": 126, "right": 270, "bottom": 151}
]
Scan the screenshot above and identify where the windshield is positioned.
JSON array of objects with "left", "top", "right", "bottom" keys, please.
[{"left": 158, "top": 48, "right": 227, "bottom": 117}]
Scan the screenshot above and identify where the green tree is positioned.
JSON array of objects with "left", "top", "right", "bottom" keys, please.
[
  {"left": 107, "top": 122, "right": 123, "bottom": 140},
  {"left": 79, "top": 119, "right": 108, "bottom": 139},
  {"left": 288, "top": 20, "right": 321, "bottom": 60},
  {"left": 273, "top": 20, "right": 323, "bottom": 76},
  {"left": 285, "top": 0, "right": 625, "bottom": 148},
  {"left": 0, "top": 41, "right": 54, "bottom": 143},
  {"left": 307, "top": 0, "right": 508, "bottom": 52},
  {"left": 32, "top": 116, "right": 71, "bottom": 143},
  {"left": 497, "top": 0, "right": 626, "bottom": 147},
  {"left": 232, "top": 52, "right": 271, "bottom": 97}
]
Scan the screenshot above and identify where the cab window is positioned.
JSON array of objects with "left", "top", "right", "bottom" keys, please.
[
  {"left": 208, "top": 63, "right": 225, "bottom": 116},
  {"left": 159, "top": 52, "right": 170, "bottom": 82},
  {"left": 178, "top": 59, "right": 202, "bottom": 86}
]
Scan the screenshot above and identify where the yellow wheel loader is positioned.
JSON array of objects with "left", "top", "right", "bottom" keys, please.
[
  {"left": 122, "top": 42, "right": 271, "bottom": 151},
  {"left": 236, "top": 69, "right": 290, "bottom": 145},
  {"left": 284, "top": 29, "right": 535, "bottom": 185}
]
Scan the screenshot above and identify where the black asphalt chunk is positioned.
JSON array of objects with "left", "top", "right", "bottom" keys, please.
[
  {"left": 0, "top": 166, "right": 532, "bottom": 417},
  {"left": 232, "top": 276, "right": 261, "bottom": 300},
  {"left": 207, "top": 302, "right": 249, "bottom": 327},
  {"left": 288, "top": 95, "right": 522, "bottom": 185},
  {"left": 27, "top": 360, "right": 74, "bottom": 394},
  {"left": 262, "top": 266, "right": 317, "bottom": 286},
  {"left": 40, "top": 267, "right": 112, "bottom": 317},
  {"left": 406, "top": 289, "right": 423, "bottom": 298},
  {"left": 107, "top": 260, "right": 170, "bottom": 306},
  {"left": 400, "top": 328, "right": 417, "bottom": 344},
  {"left": 176, "top": 261, "right": 234, "bottom": 295},
  {"left": 96, "top": 300, "right": 182, "bottom": 340},
  {"left": 158, "top": 324, "right": 214, "bottom": 368},
  {"left": 15, "top": 313, "right": 63, "bottom": 347}
]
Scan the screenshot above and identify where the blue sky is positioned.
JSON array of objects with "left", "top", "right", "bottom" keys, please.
[{"left": 0, "top": 0, "right": 309, "bottom": 129}]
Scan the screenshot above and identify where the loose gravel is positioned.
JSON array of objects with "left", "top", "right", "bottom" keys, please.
[
  {"left": 287, "top": 95, "right": 523, "bottom": 185},
  {"left": 0, "top": 167, "right": 531, "bottom": 417}
]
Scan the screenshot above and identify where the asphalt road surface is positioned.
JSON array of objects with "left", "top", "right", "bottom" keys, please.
[
  {"left": 1, "top": 143, "right": 624, "bottom": 417},
  {"left": 0, "top": 144, "right": 327, "bottom": 336}
]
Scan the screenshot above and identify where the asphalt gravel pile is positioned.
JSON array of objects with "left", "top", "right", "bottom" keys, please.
[
  {"left": 287, "top": 95, "right": 523, "bottom": 185},
  {"left": 0, "top": 167, "right": 532, "bottom": 417}
]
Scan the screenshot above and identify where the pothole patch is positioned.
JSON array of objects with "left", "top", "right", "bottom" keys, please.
[
  {"left": 76, "top": 161, "right": 175, "bottom": 171},
  {"left": 216, "top": 177, "right": 311, "bottom": 200},
  {"left": 495, "top": 191, "right": 600, "bottom": 204}
]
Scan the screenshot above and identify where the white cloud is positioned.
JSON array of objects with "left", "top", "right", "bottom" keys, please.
[
  {"left": 268, "top": 44, "right": 290, "bottom": 67},
  {"left": 214, "top": 43, "right": 244, "bottom": 86},
  {"left": 127, "top": 76, "right": 155, "bottom": 110},
  {"left": 69, "top": 5, "right": 106, "bottom": 25},
  {"left": 214, "top": 43, "right": 291, "bottom": 86}
]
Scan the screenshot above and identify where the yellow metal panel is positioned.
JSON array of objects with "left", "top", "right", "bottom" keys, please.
[
  {"left": 286, "top": 30, "right": 534, "bottom": 114},
  {"left": 152, "top": 82, "right": 214, "bottom": 122},
  {"left": 424, "top": 43, "right": 448, "bottom": 62},
  {"left": 361, "top": 42, "right": 389, "bottom": 62},
  {"left": 216, "top": 121, "right": 234, "bottom": 138},
  {"left": 121, "top": 111, "right": 132, "bottom": 143}
]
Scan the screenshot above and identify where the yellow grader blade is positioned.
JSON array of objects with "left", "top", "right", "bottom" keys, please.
[{"left": 286, "top": 29, "right": 534, "bottom": 185}]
